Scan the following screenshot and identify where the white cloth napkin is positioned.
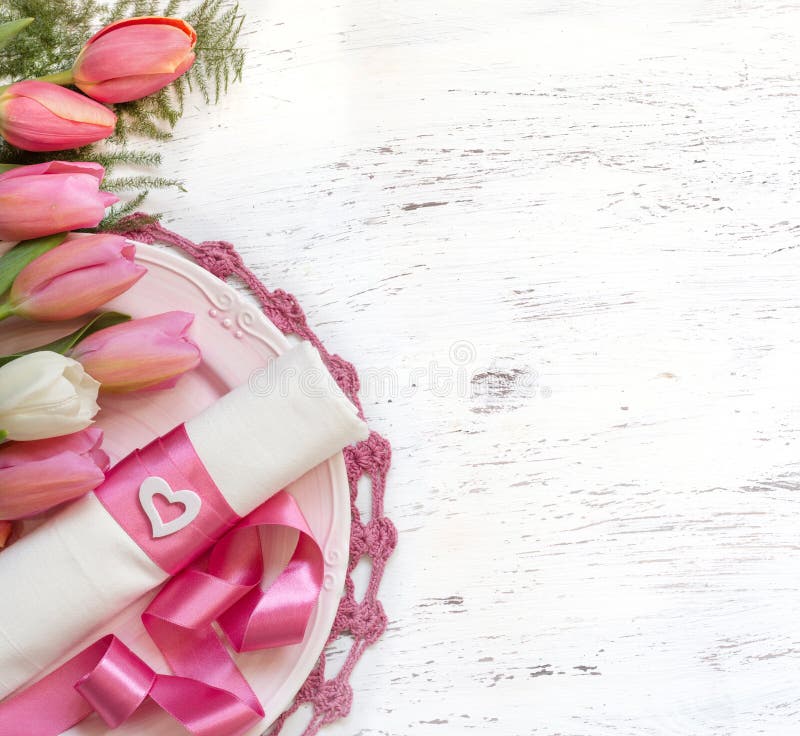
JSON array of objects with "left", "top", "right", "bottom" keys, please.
[{"left": 0, "top": 342, "right": 367, "bottom": 698}]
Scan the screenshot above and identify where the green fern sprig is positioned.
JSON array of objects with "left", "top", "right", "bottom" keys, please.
[
  {"left": 102, "top": 175, "right": 185, "bottom": 192},
  {"left": 90, "top": 149, "right": 163, "bottom": 169},
  {"left": 0, "top": 0, "right": 97, "bottom": 80},
  {"left": 101, "top": 193, "right": 160, "bottom": 231},
  {"left": 182, "top": 0, "right": 245, "bottom": 104}
]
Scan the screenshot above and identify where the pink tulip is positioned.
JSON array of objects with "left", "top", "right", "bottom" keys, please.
[
  {"left": 72, "top": 311, "right": 201, "bottom": 392},
  {"left": 0, "top": 428, "right": 109, "bottom": 519},
  {"left": 0, "top": 521, "right": 12, "bottom": 548},
  {"left": 0, "top": 161, "right": 118, "bottom": 241},
  {"left": 0, "top": 80, "right": 117, "bottom": 152},
  {"left": 73, "top": 17, "right": 197, "bottom": 104},
  {"left": 7, "top": 233, "right": 146, "bottom": 321}
]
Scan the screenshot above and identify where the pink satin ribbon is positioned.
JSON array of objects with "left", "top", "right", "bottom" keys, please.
[
  {"left": 96, "top": 425, "right": 241, "bottom": 575},
  {"left": 0, "top": 491, "right": 324, "bottom": 736}
]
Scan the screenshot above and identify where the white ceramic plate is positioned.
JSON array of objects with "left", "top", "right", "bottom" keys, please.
[{"left": 0, "top": 243, "right": 350, "bottom": 735}]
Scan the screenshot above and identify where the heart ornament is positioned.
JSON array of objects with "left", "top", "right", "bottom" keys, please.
[{"left": 139, "top": 476, "right": 202, "bottom": 539}]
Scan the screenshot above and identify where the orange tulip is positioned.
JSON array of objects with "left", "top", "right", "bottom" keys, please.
[
  {"left": 73, "top": 17, "right": 197, "bottom": 103},
  {"left": 0, "top": 521, "right": 12, "bottom": 548}
]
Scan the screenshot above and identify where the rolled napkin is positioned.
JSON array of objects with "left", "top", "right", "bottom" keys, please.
[{"left": 0, "top": 342, "right": 367, "bottom": 699}]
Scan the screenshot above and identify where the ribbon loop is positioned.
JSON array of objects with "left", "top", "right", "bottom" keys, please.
[
  {"left": 146, "top": 567, "right": 250, "bottom": 630},
  {"left": 0, "top": 491, "right": 325, "bottom": 736},
  {"left": 149, "top": 676, "right": 261, "bottom": 736},
  {"left": 74, "top": 638, "right": 154, "bottom": 728}
]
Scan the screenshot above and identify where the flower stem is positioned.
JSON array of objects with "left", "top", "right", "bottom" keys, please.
[
  {"left": 0, "top": 69, "right": 74, "bottom": 95},
  {"left": 0, "top": 302, "right": 14, "bottom": 322},
  {"left": 34, "top": 69, "right": 74, "bottom": 86}
]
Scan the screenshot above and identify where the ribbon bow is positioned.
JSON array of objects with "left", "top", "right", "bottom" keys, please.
[{"left": 0, "top": 491, "right": 324, "bottom": 736}]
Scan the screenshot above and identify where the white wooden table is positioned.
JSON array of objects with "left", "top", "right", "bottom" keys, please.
[{"left": 147, "top": 1, "right": 800, "bottom": 733}]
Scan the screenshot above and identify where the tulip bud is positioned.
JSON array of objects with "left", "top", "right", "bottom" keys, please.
[
  {"left": 0, "top": 428, "right": 109, "bottom": 519},
  {"left": 73, "top": 17, "right": 197, "bottom": 104},
  {"left": 0, "top": 80, "right": 117, "bottom": 152},
  {"left": 0, "top": 521, "right": 12, "bottom": 548},
  {"left": 0, "top": 352, "right": 100, "bottom": 442},
  {"left": 5, "top": 233, "right": 146, "bottom": 322},
  {"left": 72, "top": 311, "right": 201, "bottom": 392},
  {"left": 0, "top": 161, "right": 118, "bottom": 242}
]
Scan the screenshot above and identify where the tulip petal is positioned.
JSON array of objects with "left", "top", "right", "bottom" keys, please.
[
  {"left": 73, "top": 17, "right": 196, "bottom": 103},
  {"left": 0, "top": 169, "right": 117, "bottom": 241},
  {"left": 75, "top": 310, "right": 195, "bottom": 352},
  {"left": 0, "top": 521, "right": 12, "bottom": 547},
  {"left": 78, "top": 53, "right": 195, "bottom": 104},
  {"left": 10, "top": 234, "right": 144, "bottom": 320},
  {"left": 0, "top": 82, "right": 116, "bottom": 152},
  {"left": 83, "top": 339, "right": 201, "bottom": 392},
  {"left": 76, "top": 24, "right": 194, "bottom": 79},
  {"left": 0, "top": 410, "right": 95, "bottom": 442},
  {"left": 0, "top": 453, "right": 106, "bottom": 518},
  {"left": 0, "top": 353, "right": 100, "bottom": 441},
  {"left": 6, "top": 81, "right": 116, "bottom": 127},
  {"left": 0, "top": 351, "right": 66, "bottom": 414},
  {"left": 73, "top": 310, "right": 201, "bottom": 392},
  {"left": 100, "top": 190, "right": 119, "bottom": 208},
  {"left": 0, "top": 403, "right": 108, "bottom": 519},
  {"left": 0, "top": 160, "right": 105, "bottom": 184},
  {"left": 84, "top": 16, "right": 197, "bottom": 46},
  {"left": 1, "top": 96, "right": 115, "bottom": 152},
  {"left": 0, "top": 174, "right": 104, "bottom": 238},
  {"left": 0, "top": 428, "right": 107, "bottom": 470},
  {"left": 13, "top": 260, "right": 146, "bottom": 320}
]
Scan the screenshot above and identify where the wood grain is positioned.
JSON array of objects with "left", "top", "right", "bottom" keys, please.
[{"left": 145, "top": 1, "right": 800, "bottom": 733}]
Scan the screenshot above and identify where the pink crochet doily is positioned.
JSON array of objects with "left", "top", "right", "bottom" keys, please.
[{"left": 119, "top": 216, "right": 396, "bottom": 736}]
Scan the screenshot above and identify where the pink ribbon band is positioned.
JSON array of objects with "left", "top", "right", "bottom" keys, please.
[
  {"left": 0, "top": 491, "right": 325, "bottom": 736},
  {"left": 96, "top": 424, "right": 240, "bottom": 575}
]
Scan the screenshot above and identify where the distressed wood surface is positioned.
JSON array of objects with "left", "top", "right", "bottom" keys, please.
[{"left": 147, "top": 1, "right": 800, "bottom": 733}]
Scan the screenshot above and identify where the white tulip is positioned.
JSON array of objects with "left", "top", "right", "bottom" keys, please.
[{"left": 0, "top": 351, "right": 101, "bottom": 441}]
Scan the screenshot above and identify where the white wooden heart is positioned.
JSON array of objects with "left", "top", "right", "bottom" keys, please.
[{"left": 138, "top": 476, "right": 202, "bottom": 539}]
